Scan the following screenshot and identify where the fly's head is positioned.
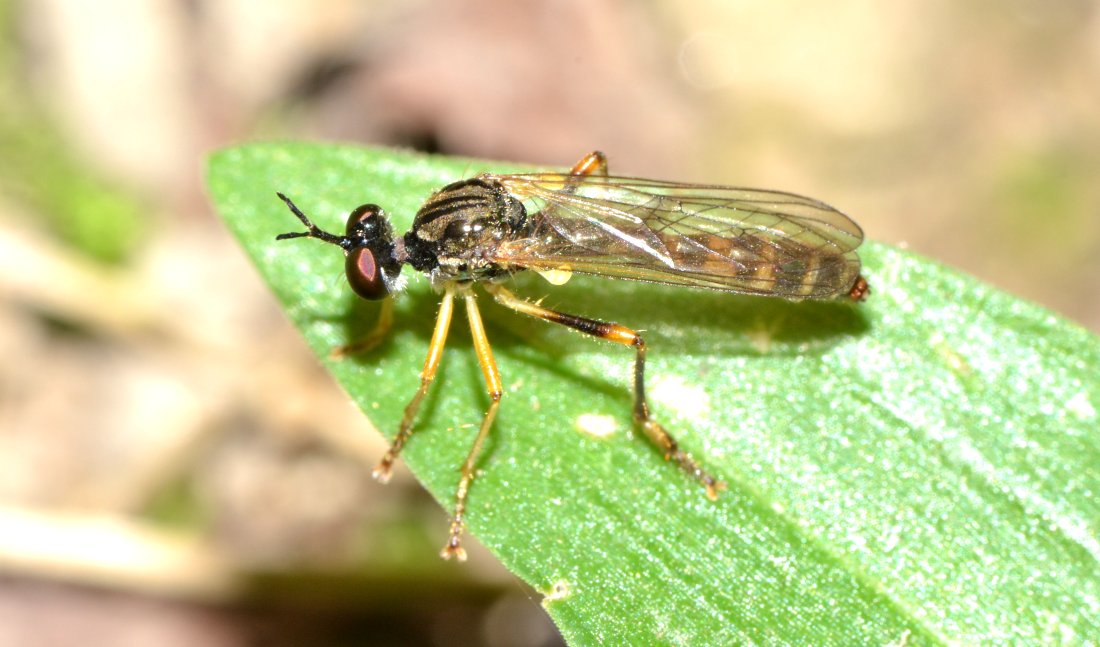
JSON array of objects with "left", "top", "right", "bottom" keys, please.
[{"left": 276, "top": 193, "right": 404, "bottom": 300}]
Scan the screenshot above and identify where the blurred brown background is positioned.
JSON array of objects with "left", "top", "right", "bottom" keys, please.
[{"left": 0, "top": 1, "right": 1097, "bottom": 645}]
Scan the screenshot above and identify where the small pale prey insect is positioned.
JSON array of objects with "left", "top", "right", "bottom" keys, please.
[{"left": 276, "top": 151, "right": 869, "bottom": 560}]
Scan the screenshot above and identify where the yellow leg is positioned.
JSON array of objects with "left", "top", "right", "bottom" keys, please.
[
  {"left": 441, "top": 292, "right": 504, "bottom": 561},
  {"left": 487, "top": 284, "right": 724, "bottom": 500},
  {"left": 568, "top": 150, "right": 608, "bottom": 177},
  {"left": 557, "top": 151, "right": 609, "bottom": 195},
  {"left": 331, "top": 297, "right": 395, "bottom": 358},
  {"left": 373, "top": 290, "right": 455, "bottom": 483}
]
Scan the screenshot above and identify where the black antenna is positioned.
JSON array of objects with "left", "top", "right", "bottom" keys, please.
[{"left": 275, "top": 193, "right": 346, "bottom": 247}]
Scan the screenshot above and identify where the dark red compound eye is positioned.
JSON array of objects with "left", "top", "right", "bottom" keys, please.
[
  {"left": 346, "top": 203, "right": 380, "bottom": 235},
  {"left": 346, "top": 247, "right": 389, "bottom": 300}
]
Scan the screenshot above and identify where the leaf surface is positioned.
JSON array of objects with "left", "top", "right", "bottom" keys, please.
[{"left": 208, "top": 142, "right": 1100, "bottom": 645}]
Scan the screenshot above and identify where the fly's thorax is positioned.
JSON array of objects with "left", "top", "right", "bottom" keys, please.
[{"left": 403, "top": 178, "right": 528, "bottom": 278}]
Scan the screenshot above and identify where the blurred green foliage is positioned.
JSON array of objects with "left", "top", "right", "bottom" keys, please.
[{"left": 0, "top": 0, "right": 145, "bottom": 264}]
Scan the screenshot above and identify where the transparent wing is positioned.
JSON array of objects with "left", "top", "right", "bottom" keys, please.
[{"left": 489, "top": 173, "right": 865, "bottom": 299}]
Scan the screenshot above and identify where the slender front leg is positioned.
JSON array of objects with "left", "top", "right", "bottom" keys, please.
[
  {"left": 441, "top": 292, "right": 504, "bottom": 561},
  {"left": 373, "top": 290, "right": 456, "bottom": 483},
  {"left": 487, "top": 284, "right": 725, "bottom": 500},
  {"left": 331, "top": 297, "right": 395, "bottom": 358}
]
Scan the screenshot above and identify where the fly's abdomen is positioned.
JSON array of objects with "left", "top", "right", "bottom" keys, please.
[
  {"left": 660, "top": 232, "right": 861, "bottom": 300},
  {"left": 771, "top": 249, "right": 861, "bottom": 299}
]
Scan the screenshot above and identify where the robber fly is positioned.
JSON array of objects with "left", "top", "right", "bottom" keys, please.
[{"left": 276, "top": 151, "right": 869, "bottom": 560}]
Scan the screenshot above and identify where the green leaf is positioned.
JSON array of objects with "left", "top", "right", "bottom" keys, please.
[{"left": 207, "top": 142, "right": 1100, "bottom": 645}]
